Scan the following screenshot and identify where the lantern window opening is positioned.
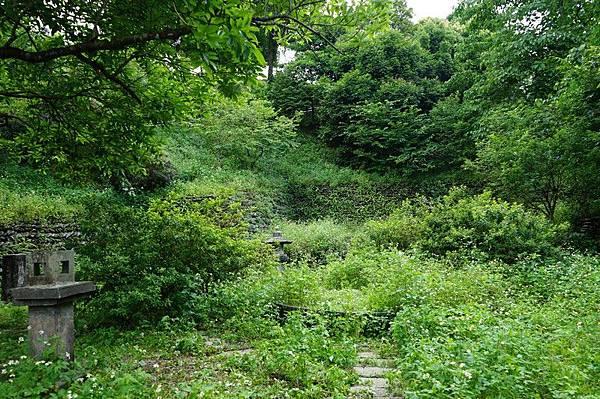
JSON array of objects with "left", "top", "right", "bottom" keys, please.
[
  {"left": 60, "top": 260, "right": 70, "bottom": 274},
  {"left": 34, "top": 262, "right": 45, "bottom": 276}
]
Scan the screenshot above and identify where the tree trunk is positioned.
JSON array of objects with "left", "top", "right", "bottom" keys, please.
[{"left": 266, "top": 32, "right": 278, "bottom": 81}]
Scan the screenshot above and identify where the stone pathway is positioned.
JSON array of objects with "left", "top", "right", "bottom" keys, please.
[{"left": 349, "top": 349, "right": 400, "bottom": 399}]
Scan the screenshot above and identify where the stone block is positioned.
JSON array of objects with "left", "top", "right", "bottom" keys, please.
[
  {"left": 11, "top": 281, "right": 96, "bottom": 306},
  {"left": 11, "top": 281, "right": 95, "bottom": 361},
  {"left": 1, "top": 254, "right": 28, "bottom": 302},
  {"left": 27, "top": 250, "right": 75, "bottom": 285},
  {"left": 28, "top": 303, "right": 74, "bottom": 360}
]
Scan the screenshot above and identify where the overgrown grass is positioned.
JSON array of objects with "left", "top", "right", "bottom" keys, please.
[
  {"left": 160, "top": 120, "right": 401, "bottom": 223},
  {"left": 209, "top": 248, "right": 600, "bottom": 397},
  {"left": 0, "top": 163, "right": 91, "bottom": 225},
  {"left": 0, "top": 306, "right": 360, "bottom": 398}
]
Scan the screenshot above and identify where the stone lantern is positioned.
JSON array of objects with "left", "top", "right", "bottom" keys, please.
[
  {"left": 1, "top": 250, "right": 95, "bottom": 360},
  {"left": 265, "top": 230, "right": 293, "bottom": 270}
]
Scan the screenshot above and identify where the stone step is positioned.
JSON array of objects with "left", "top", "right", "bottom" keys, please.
[
  {"left": 358, "top": 351, "right": 377, "bottom": 359},
  {"left": 353, "top": 366, "right": 393, "bottom": 378},
  {"left": 351, "top": 346, "right": 400, "bottom": 398},
  {"left": 357, "top": 351, "right": 395, "bottom": 366},
  {"left": 357, "top": 358, "right": 395, "bottom": 368}
]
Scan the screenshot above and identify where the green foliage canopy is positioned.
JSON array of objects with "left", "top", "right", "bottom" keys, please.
[
  {"left": 0, "top": 0, "right": 377, "bottom": 183},
  {"left": 452, "top": 0, "right": 600, "bottom": 222},
  {"left": 269, "top": 19, "right": 471, "bottom": 175}
]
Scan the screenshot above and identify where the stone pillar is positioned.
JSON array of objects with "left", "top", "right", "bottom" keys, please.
[
  {"left": 1, "top": 254, "right": 28, "bottom": 302},
  {"left": 11, "top": 281, "right": 95, "bottom": 361},
  {"left": 28, "top": 303, "right": 75, "bottom": 360}
]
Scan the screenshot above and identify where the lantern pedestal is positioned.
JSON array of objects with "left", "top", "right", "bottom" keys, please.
[{"left": 11, "top": 281, "right": 95, "bottom": 360}]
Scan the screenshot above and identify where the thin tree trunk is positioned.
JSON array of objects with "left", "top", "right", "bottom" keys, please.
[{"left": 266, "top": 32, "right": 278, "bottom": 81}]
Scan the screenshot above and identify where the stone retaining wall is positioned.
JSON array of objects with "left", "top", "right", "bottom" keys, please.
[{"left": 0, "top": 222, "right": 81, "bottom": 251}]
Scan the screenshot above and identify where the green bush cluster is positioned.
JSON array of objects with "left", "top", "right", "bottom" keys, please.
[
  {"left": 229, "top": 314, "right": 357, "bottom": 397},
  {"left": 363, "top": 188, "right": 565, "bottom": 263},
  {"left": 0, "top": 356, "right": 155, "bottom": 399},
  {"left": 77, "top": 192, "right": 274, "bottom": 327},
  {"left": 320, "top": 248, "right": 507, "bottom": 313},
  {"left": 162, "top": 96, "right": 297, "bottom": 179},
  {"left": 269, "top": 23, "right": 470, "bottom": 176}
]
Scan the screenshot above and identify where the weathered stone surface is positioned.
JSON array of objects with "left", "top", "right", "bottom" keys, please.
[
  {"left": 355, "top": 377, "right": 389, "bottom": 398},
  {"left": 27, "top": 250, "right": 75, "bottom": 285},
  {"left": 1, "top": 254, "right": 27, "bottom": 302},
  {"left": 28, "top": 302, "right": 74, "bottom": 360},
  {"left": 5, "top": 250, "right": 95, "bottom": 361},
  {"left": 354, "top": 366, "right": 393, "bottom": 378},
  {"left": 350, "top": 347, "right": 398, "bottom": 399},
  {"left": 358, "top": 351, "right": 377, "bottom": 359},
  {"left": 11, "top": 281, "right": 96, "bottom": 306},
  {"left": 0, "top": 222, "right": 81, "bottom": 250}
]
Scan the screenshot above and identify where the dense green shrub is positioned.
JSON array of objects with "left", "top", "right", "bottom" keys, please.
[
  {"left": 192, "top": 314, "right": 358, "bottom": 398},
  {"left": 361, "top": 199, "right": 428, "bottom": 250},
  {"left": 263, "top": 265, "right": 322, "bottom": 308},
  {"left": 321, "top": 247, "right": 390, "bottom": 290},
  {"left": 77, "top": 193, "right": 272, "bottom": 326},
  {"left": 362, "top": 188, "right": 566, "bottom": 263},
  {"left": 502, "top": 253, "right": 600, "bottom": 302},
  {"left": 323, "top": 248, "right": 508, "bottom": 312},
  {"left": 0, "top": 356, "right": 155, "bottom": 399},
  {"left": 251, "top": 315, "right": 356, "bottom": 393},
  {"left": 188, "top": 97, "right": 297, "bottom": 170},
  {"left": 418, "top": 189, "right": 566, "bottom": 263},
  {"left": 270, "top": 23, "right": 471, "bottom": 176}
]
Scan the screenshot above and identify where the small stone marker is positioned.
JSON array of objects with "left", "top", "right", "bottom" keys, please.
[
  {"left": 4, "top": 250, "right": 95, "bottom": 360},
  {"left": 264, "top": 230, "right": 293, "bottom": 269}
]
